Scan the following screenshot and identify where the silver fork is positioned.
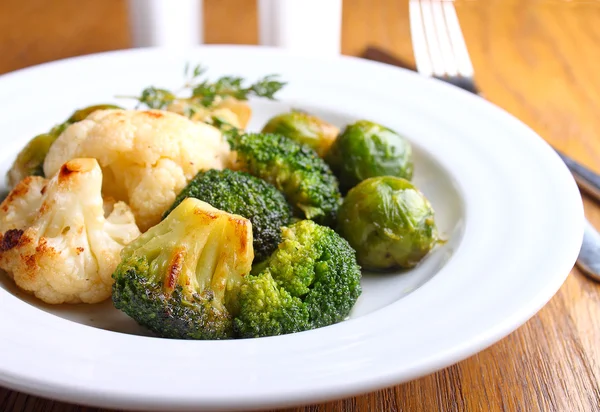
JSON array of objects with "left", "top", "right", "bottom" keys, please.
[{"left": 409, "top": 0, "right": 600, "bottom": 281}]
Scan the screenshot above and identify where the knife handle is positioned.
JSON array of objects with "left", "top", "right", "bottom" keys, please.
[
  {"left": 362, "top": 47, "right": 416, "bottom": 71},
  {"left": 576, "top": 219, "right": 600, "bottom": 281},
  {"left": 556, "top": 151, "right": 600, "bottom": 204}
]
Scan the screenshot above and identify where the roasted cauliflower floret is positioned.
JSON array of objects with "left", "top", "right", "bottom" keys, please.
[
  {"left": 43, "top": 109, "right": 232, "bottom": 231},
  {"left": 0, "top": 158, "right": 141, "bottom": 304},
  {"left": 112, "top": 197, "right": 254, "bottom": 339}
]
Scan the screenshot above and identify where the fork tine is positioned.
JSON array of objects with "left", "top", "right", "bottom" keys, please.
[
  {"left": 417, "top": 1, "right": 447, "bottom": 77},
  {"left": 430, "top": 0, "right": 458, "bottom": 77},
  {"left": 409, "top": 0, "right": 434, "bottom": 77},
  {"left": 441, "top": 1, "right": 474, "bottom": 77}
]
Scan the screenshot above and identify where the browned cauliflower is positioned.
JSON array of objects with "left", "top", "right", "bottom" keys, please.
[
  {"left": 43, "top": 109, "right": 232, "bottom": 231},
  {"left": 0, "top": 158, "right": 141, "bottom": 304}
]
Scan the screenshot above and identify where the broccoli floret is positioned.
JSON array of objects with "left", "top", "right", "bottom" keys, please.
[
  {"left": 234, "top": 220, "right": 362, "bottom": 338},
  {"left": 112, "top": 197, "right": 254, "bottom": 340},
  {"left": 234, "top": 271, "right": 311, "bottom": 337},
  {"left": 163, "top": 169, "right": 291, "bottom": 262},
  {"left": 227, "top": 132, "right": 342, "bottom": 227}
]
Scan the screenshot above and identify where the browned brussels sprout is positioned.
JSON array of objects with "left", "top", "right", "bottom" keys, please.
[
  {"left": 261, "top": 111, "right": 339, "bottom": 157},
  {"left": 336, "top": 176, "right": 438, "bottom": 270},
  {"left": 326, "top": 120, "right": 413, "bottom": 193},
  {"left": 6, "top": 104, "right": 122, "bottom": 188}
]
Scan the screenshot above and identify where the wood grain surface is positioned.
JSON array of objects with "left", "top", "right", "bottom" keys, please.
[{"left": 1, "top": 0, "right": 600, "bottom": 411}]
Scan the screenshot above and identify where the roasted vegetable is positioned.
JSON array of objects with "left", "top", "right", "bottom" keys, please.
[
  {"left": 261, "top": 111, "right": 339, "bottom": 157},
  {"left": 336, "top": 176, "right": 438, "bottom": 270},
  {"left": 67, "top": 104, "right": 122, "bottom": 123},
  {"left": 6, "top": 133, "right": 56, "bottom": 188},
  {"left": 227, "top": 132, "right": 342, "bottom": 227},
  {"left": 234, "top": 220, "right": 362, "bottom": 338},
  {"left": 112, "top": 198, "right": 254, "bottom": 340},
  {"left": 0, "top": 158, "right": 141, "bottom": 304},
  {"left": 43, "top": 109, "right": 232, "bottom": 231},
  {"left": 6, "top": 104, "right": 122, "bottom": 189},
  {"left": 326, "top": 120, "right": 413, "bottom": 193},
  {"left": 164, "top": 169, "right": 292, "bottom": 262}
]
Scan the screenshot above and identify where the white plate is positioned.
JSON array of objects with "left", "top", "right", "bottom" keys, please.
[{"left": 0, "top": 46, "right": 584, "bottom": 411}]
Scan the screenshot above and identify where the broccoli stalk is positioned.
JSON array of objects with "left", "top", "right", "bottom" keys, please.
[
  {"left": 234, "top": 220, "right": 362, "bottom": 338},
  {"left": 112, "top": 197, "right": 254, "bottom": 339}
]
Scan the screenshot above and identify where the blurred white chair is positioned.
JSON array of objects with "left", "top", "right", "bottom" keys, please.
[{"left": 127, "top": 0, "right": 342, "bottom": 56}]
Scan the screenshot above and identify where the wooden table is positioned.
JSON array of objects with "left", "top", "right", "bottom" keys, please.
[{"left": 1, "top": 0, "right": 599, "bottom": 410}]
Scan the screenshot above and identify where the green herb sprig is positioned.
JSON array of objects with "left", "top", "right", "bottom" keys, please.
[{"left": 121, "top": 63, "right": 286, "bottom": 113}]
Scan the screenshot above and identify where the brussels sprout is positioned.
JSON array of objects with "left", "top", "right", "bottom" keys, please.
[
  {"left": 261, "top": 111, "right": 339, "bottom": 157},
  {"left": 214, "top": 97, "right": 252, "bottom": 129},
  {"left": 67, "top": 104, "right": 122, "bottom": 123},
  {"left": 6, "top": 104, "right": 122, "bottom": 189},
  {"left": 336, "top": 176, "right": 438, "bottom": 270},
  {"left": 326, "top": 120, "right": 413, "bottom": 193},
  {"left": 6, "top": 133, "right": 56, "bottom": 188}
]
